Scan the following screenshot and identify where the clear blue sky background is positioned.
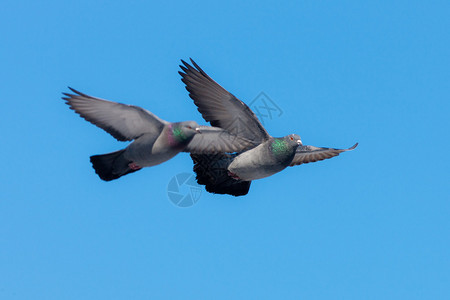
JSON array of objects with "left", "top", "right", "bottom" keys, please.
[{"left": 1, "top": 1, "right": 449, "bottom": 299}]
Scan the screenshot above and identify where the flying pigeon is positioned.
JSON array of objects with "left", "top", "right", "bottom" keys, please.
[
  {"left": 62, "top": 88, "right": 253, "bottom": 181},
  {"left": 179, "top": 59, "right": 358, "bottom": 196}
]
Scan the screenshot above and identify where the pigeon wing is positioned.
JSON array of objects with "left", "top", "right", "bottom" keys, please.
[
  {"left": 290, "top": 143, "right": 358, "bottom": 166},
  {"left": 63, "top": 87, "right": 167, "bottom": 141},
  {"left": 184, "top": 126, "right": 256, "bottom": 153},
  {"left": 179, "top": 59, "right": 270, "bottom": 143}
]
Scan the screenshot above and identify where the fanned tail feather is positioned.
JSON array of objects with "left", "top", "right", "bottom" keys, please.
[
  {"left": 191, "top": 153, "right": 251, "bottom": 196},
  {"left": 90, "top": 149, "right": 139, "bottom": 181}
]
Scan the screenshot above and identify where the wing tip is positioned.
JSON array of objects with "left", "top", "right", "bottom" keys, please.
[
  {"left": 179, "top": 59, "right": 191, "bottom": 71},
  {"left": 62, "top": 87, "right": 85, "bottom": 99},
  {"left": 348, "top": 142, "right": 358, "bottom": 150},
  {"left": 67, "top": 86, "right": 80, "bottom": 94},
  {"left": 179, "top": 57, "right": 205, "bottom": 76}
]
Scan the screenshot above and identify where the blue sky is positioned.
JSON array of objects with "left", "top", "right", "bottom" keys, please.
[{"left": 1, "top": 0, "right": 449, "bottom": 299}]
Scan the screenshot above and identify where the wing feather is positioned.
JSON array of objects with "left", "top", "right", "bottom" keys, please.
[
  {"left": 179, "top": 59, "right": 270, "bottom": 143},
  {"left": 184, "top": 126, "right": 256, "bottom": 153},
  {"left": 290, "top": 143, "right": 358, "bottom": 166},
  {"left": 62, "top": 87, "right": 167, "bottom": 141}
]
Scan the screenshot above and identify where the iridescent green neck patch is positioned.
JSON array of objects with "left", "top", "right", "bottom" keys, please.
[
  {"left": 172, "top": 127, "right": 187, "bottom": 142},
  {"left": 271, "top": 139, "right": 289, "bottom": 155}
]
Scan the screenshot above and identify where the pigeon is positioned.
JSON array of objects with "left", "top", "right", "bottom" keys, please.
[
  {"left": 62, "top": 87, "right": 253, "bottom": 181},
  {"left": 179, "top": 59, "right": 358, "bottom": 196}
]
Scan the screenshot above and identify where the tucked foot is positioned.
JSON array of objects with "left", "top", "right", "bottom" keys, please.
[
  {"left": 227, "top": 171, "right": 241, "bottom": 180},
  {"left": 128, "top": 162, "right": 142, "bottom": 171}
]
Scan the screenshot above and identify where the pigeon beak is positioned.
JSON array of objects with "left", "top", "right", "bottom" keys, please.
[
  {"left": 195, "top": 127, "right": 201, "bottom": 134},
  {"left": 297, "top": 139, "right": 302, "bottom": 146}
]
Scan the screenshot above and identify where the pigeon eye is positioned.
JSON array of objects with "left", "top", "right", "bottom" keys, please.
[
  {"left": 290, "top": 136, "right": 294, "bottom": 141},
  {"left": 187, "top": 126, "right": 192, "bottom": 129}
]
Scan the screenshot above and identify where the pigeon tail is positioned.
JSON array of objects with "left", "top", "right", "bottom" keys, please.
[
  {"left": 90, "top": 149, "right": 139, "bottom": 181},
  {"left": 191, "top": 153, "right": 251, "bottom": 197}
]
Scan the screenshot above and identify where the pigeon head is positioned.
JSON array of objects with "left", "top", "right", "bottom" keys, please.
[
  {"left": 287, "top": 134, "right": 302, "bottom": 146},
  {"left": 170, "top": 121, "right": 200, "bottom": 145}
]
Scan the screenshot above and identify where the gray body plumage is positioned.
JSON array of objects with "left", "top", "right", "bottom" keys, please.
[
  {"left": 63, "top": 88, "right": 253, "bottom": 181},
  {"left": 123, "top": 128, "right": 176, "bottom": 168},
  {"left": 180, "top": 59, "right": 357, "bottom": 196},
  {"left": 228, "top": 136, "right": 300, "bottom": 181}
]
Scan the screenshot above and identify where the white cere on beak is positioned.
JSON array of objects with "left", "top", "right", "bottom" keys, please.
[
  {"left": 297, "top": 139, "right": 302, "bottom": 146},
  {"left": 195, "top": 127, "right": 201, "bottom": 133}
]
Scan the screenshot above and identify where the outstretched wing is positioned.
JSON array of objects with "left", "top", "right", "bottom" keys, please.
[
  {"left": 179, "top": 59, "right": 270, "bottom": 143},
  {"left": 62, "top": 87, "right": 167, "bottom": 141},
  {"left": 290, "top": 143, "right": 358, "bottom": 166},
  {"left": 184, "top": 126, "right": 256, "bottom": 154}
]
